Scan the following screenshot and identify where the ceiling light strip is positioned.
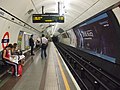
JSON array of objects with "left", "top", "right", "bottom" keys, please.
[{"left": 64, "top": 0, "right": 100, "bottom": 29}]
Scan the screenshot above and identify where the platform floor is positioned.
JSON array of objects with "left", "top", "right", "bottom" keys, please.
[{"left": 0, "top": 42, "right": 78, "bottom": 90}]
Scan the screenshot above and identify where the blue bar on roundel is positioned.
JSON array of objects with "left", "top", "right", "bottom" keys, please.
[{"left": 1, "top": 39, "right": 9, "bottom": 43}]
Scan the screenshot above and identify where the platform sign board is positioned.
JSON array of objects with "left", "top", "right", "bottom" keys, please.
[{"left": 32, "top": 14, "right": 64, "bottom": 23}]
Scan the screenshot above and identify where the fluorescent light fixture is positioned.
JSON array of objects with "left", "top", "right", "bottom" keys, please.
[
  {"left": 64, "top": 0, "right": 71, "bottom": 9},
  {"left": 24, "top": 32, "right": 31, "bottom": 35},
  {"left": 60, "top": 3, "right": 65, "bottom": 15},
  {"left": 59, "top": 0, "right": 71, "bottom": 15}
]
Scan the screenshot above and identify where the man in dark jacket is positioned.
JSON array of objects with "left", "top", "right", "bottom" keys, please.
[{"left": 29, "top": 35, "right": 34, "bottom": 55}]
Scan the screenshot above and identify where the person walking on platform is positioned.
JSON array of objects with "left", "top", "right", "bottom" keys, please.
[
  {"left": 29, "top": 35, "right": 35, "bottom": 55},
  {"left": 41, "top": 34, "right": 48, "bottom": 59}
]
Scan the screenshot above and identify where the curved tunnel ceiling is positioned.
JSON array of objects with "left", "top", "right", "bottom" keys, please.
[
  {"left": 30, "top": 0, "right": 120, "bottom": 36},
  {"left": 0, "top": 0, "right": 119, "bottom": 36}
]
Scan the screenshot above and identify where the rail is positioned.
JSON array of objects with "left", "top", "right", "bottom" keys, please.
[{"left": 55, "top": 43, "right": 120, "bottom": 90}]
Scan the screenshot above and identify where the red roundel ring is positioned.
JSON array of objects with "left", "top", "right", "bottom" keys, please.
[{"left": 2, "top": 32, "right": 9, "bottom": 49}]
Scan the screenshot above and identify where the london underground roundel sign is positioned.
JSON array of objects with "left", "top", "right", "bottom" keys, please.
[{"left": 1, "top": 32, "right": 9, "bottom": 48}]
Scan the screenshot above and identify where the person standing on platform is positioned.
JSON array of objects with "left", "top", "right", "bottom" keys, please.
[
  {"left": 41, "top": 34, "right": 48, "bottom": 59},
  {"left": 29, "top": 35, "right": 35, "bottom": 55}
]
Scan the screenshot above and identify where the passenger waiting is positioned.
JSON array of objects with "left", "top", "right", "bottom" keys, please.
[
  {"left": 12, "top": 43, "right": 25, "bottom": 66},
  {"left": 2, "top": 44, "right": 20, "bottom": 77},
  {"left": 41, "top": 34, "right": 48, "bottom": 59},
  {"left": 29, "top": 35, "right": 35, "bottom": 55},
  {"left": 36, "top": 40, "right": 41, "bottom": 48},
  {"left": 12, "top": 43, "right": 19, "bottom": 55}
]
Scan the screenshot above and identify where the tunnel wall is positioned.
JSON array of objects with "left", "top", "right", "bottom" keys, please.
[
  {"left": 59, "top": 3, "right": 120, "bottom": 64},
  {"left": 0, "top": 0, "right": 41, "bottom": 51}
]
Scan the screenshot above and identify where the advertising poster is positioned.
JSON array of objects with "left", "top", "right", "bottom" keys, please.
[
  {"left": 73, "top": 12, "right": 119, "bottom": 62},
  {"left": 17, "top": 31, "right": 23, "bottom": 49},
  {"left": 24, "top": 34, "right": 30, "bottom": 50}
]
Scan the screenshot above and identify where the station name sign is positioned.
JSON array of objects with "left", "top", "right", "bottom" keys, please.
[{"left": 32, "top": 14, "right": 64, "bottom": 23}]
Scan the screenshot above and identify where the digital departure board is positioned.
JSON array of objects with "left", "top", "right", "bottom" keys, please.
[{"left": 32, "top": 14, "right": 64, "bottom": 23}]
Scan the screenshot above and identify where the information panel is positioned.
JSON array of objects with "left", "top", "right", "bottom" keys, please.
[{"left": 32, "top": 14, "right": 64, "bottom": 23}]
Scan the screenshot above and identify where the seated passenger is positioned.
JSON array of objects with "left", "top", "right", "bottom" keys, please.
[
  {"left": 2, "top": 44, "right": 20, "bottom": 77},
  {"left": 12, "top": 43, "right": 25, "bottom": 66},
  {"left": 12, "top": 43, "right": 19, "bottom": 55}
]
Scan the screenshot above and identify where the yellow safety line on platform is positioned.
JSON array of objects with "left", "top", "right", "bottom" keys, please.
[{"left": 55, "top": 49, "right": 70, "bottom": 90}]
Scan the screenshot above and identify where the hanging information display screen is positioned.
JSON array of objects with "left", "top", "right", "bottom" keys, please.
[{"left": 32, "top": 14, "right": 64, "bottom": 23}]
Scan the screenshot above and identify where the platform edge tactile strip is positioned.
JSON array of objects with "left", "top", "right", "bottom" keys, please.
[{"left": 44, "top": 43, "right": 59, "bottom": 90}]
